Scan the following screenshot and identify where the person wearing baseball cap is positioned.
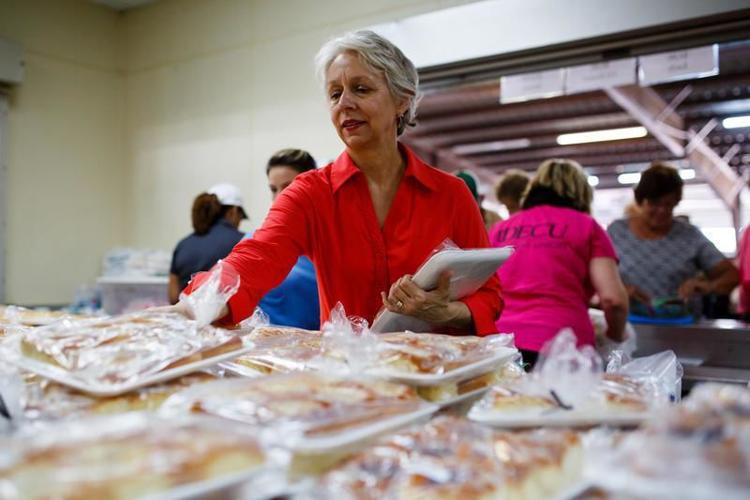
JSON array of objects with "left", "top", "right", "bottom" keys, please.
[{"left": 168, "top": 183, "right": 247, "bottom": 304}]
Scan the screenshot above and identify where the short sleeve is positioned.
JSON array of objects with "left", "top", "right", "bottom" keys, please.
[
  {"left": 169, "top": 243, "right": 181, "bottom": 275},
  {"left": 693, "top": 227, "right": 726, "bottom": 271},
  {"left": 591, "top": 220, "right": 618, "bottom": 261}
]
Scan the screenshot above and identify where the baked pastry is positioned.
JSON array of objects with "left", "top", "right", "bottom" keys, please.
[
  {"left": 18, "top": 311, "right": 243, "bottom": 386},
  {"left": 162, "top": 372, "right": 424, "bottom": 439},
  {"left": 0, "top": 414, "right": 267, "bottom": 499},
  {"left": 595, "top": 373, "right": 651, "bottom": 412},
  {"left": 22, "top": 371, "right": 217, "bottom": 420},
  {"left": 371, "top": 332, "right": 517, "bottom": 402},
  {"left": 319, "top": 416, "right": 582, "bottom": 499},
  {"left": 230, "top": 326, "right": 324, "bottom": 374},
  {"left": 0, "top": 305, "right": 75, "bottom": 327},
  {"left": 482, "top": 384, "right": 558, "bottom": 413},
  {"left": 376, "top": 332, "right": 509, "bottom": 374}
]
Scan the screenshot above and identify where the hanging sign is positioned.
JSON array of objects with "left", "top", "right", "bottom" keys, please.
[
  {"left": 566, "top": 58, "right": 636, "bottom": 94},
  {"left": 638, "top": 45, "right": 718, "bottom": 86},
  {"left": 500, "top": 69, "right": 565, "bottom": 104}
]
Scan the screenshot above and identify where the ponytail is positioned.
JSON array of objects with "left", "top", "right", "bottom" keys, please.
[{"left": 191, "top": 193, "right": 223, "bottom": 235}]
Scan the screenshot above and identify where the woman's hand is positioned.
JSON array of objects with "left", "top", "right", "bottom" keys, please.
[
  {"left": 381, "top": 272, "right": 471, "bottom": 328},
  {"left": 625, "top": 284, "right": 652, "bottom": 306},
  {"left": 678, "top": 277, "right": 712, "bottom": 299}
]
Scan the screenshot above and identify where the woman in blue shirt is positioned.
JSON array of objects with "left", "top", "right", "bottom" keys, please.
[
  {"left": 253, "top": 149, "right": 320, "bottom": 329},
  {"left": 169, "top": 183, "right": 246, "bottom": 304}
]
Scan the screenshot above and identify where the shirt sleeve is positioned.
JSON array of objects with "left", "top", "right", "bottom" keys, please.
[
  {"left": 169, "top": 245, "right": 179, "bottom": 275},
  {"left": 692, "top": 225, "right": 726, "bottom": 272},
  {"left": 450, "top": 184, "right": 504, "bottom": 336},
  {"left": 183, "top": 177, "right": 315, "bottom": 325},
  {"left": 590, "top": 220, "right": 618, "bottom": 261}
]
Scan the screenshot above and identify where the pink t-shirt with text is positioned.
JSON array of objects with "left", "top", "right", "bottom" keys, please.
[
  {"left": 738, "top": 227, "right": 750, "bottom": 314},
  {"left": 489, "top": 206, "right": 618, "bottom": 351}
]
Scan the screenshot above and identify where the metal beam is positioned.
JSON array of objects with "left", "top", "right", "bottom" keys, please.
[{"left": 604, "top": 85, "right": 685, "bottom": 157}]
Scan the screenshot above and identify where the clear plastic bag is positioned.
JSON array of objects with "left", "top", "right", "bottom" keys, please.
[
  {"left": 534, "top": 328, "right": 604, "bottom": 409},
  {"left": 238, "top": 306, "right": 270, "bottom": 332},
  {"left": 589, "top": 308, "right": 637, "bottom": 364},
  {"left": 316, "top": 303, "right": 380, "bottom": 375},
  {"left": 181, "top": 259, "right": 240, "bottom": 326},
  {"left": 606, "top": 349, "right": 683, "bottom": 403}
]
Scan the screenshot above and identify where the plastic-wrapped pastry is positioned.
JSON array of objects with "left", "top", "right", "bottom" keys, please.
[
  {"left": 584, "top": 383, "right": 750, "bottom": 499},
  {"left": 21, "top": 371, "right": 218, "bottom": 420},
  {"left": 318, "top": 416, "right": 582, "bottom": 500},
  {"left": 469, "top": 331, "right": 680, "bottom": 427},
  {"left": 0, "top": 305, "right": 79, "bottom": 328},
  {"left": 375, "top": 332, "right": 513, "bottom": 374},
  {"left": 16, "top": 311, "right": 243, "bottom": 387},
  {"left": 227, "top": 326, "right": 324, "bottom": 375},
  {"left": 0, "top": 413, "right": 272, "bottom": 500},
  {"left": 366, "top": 332, "right": 519, "bottom": 402},
  {"left": 160, "top": 372, "right": 429, "bottom": 441}
]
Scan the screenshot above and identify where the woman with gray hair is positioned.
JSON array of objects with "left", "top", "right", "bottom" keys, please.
[{"left": 178, "top": 30, "right": 502, "bottom": 334}]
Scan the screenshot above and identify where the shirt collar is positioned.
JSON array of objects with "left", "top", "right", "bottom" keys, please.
[{"left": 330, "top": 143, "right": 438, "bottom": 194}]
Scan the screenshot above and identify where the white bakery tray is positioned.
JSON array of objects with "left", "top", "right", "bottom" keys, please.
[
  {"left": 365, "top": 346, "right": 517, "bottom": 386},
  {"left": 467, "top": 406, "right": 649, "bottom": 428},
  {"left": 292, "top": 404, "right": 438, "bottom": 454},
  {"left": 8, "top": 337, "right": 254, "bottom": 397}
]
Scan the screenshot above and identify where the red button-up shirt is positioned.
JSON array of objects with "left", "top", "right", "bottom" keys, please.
[{"left": 188, "top": 145, "right": 503, "bottom": 335}]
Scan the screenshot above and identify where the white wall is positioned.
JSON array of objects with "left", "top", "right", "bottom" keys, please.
[
  {"left": 0, "top": 0, "right": 127, "bottom": 305},
  {"left": 121, "top": 0, "right": 479, "bottom": 251}
]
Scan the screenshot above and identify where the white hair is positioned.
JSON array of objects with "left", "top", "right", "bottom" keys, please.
[{"left": 315, "top": 30, "right": 421, "bottom": 136}]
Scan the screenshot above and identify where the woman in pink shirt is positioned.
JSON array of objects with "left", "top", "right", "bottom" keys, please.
[
  {"left": 489, "top": 159, "right": 628, "bottom": 366},
  {"left": 738, "top": 226, "right": 750, "bottom": 320}
]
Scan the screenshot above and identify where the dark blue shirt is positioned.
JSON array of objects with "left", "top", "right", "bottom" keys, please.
[{"left": 171, "top": 219, "right": 244, "bottom": 292}]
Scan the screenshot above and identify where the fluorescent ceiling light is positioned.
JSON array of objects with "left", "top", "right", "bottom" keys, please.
[
  {"left": 587, "top": 175, "right": 599, "bottom": 187},
  {"left": 557, "top": 126, "right": 647, "bottom": 145},
  {"left": 452, "top": 138, "right": 531, "bottom": 155},
  {"left": 617, "top": 172, "right": 641, "bottom": 185},
  {"left": 723, "top": 115, "right": 750, "bottom": 129},
  {"left": 679, "top": 168, "right": 696, "bottom": 180}
]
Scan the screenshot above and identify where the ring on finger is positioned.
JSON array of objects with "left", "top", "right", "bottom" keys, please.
[{"left": 395, "top": 300, "right": 404, "bottom": 310}]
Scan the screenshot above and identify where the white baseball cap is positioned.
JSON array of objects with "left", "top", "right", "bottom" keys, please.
[{"left": 208, "top": 183, "right": 247, "bottom": 219}]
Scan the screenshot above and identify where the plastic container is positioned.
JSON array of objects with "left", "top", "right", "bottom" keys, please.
[{"left": 97, "top": 275, "right": 169, "bottom": 314}]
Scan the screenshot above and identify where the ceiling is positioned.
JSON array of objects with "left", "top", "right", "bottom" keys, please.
[
  {"left": 92, "top": 0, "right": 155, "bottom": 11},
  {"left": 403, "top": 41, "right": 750, "bottom": 192}
]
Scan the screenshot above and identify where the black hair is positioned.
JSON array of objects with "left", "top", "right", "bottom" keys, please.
[
  {"left": 191, "top": 193, "right": 231, "bottom": 235},
  {"left": 266, "top": 149, "right": 317, "bottom": 175},
  {"left": 634, "top": 162, "right": 683, "bottom": 204}
]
